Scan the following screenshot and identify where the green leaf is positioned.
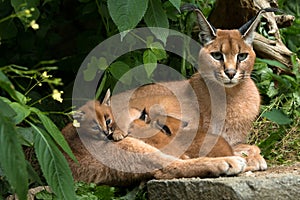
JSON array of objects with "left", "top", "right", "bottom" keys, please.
[
  {"left": 84, "top": 57, "right": 108, "bottom": 81},
  {"left": 9, "top": 102, "right": 31, "bottom": 124},
  {"left": 29, "top": 107, "right": 77, "bottom": 162},
  {"left": 83, "top": 56, "right": 99, "bottom": 81},
  {"left": 16, "top": 127, "right": 34, "bottom": 146},
  {"left": 149, "top": 42, "right": 167, "bottom": 60},
  {"left": 256, "top": 58, "right": 290, "bottom": 71},
  {"left": 0, "top": 98, "right": 16, "bottom": 119},
  {"left": 0, "top": 114, "right": 28, "bottom": 200},
  {"left": 0, "top": 70, "right": 27, "bottom": 104},
  {"left": 107, "top": 0, "right": 148, "bottom": 32},
  {"left": 143, "top": 50, "right": 157, "bottom": 77},
  {"left": 144, "top": 0, "right": 169, "bottom": 28},
  {"left": 262, "top": 109, "right": 292, "bottom": 125},
  {"left": 168, "top": 0, "right": 181, "bottom": 12},
  {"left": 30, "top": 122, "right": 76, "bottom": 199},
  {"left": 109, "top": 61, "right": 132, "bottom": 85},
  {"left": 144, "top": 1, "right": 169, "bottom": 45}
]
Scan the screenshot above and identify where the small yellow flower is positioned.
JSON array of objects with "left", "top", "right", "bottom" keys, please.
[
  {"left": 52, "top": 89, "right": 64, "bottom": 103},
  {"left": 24, "top": 9, "right": 30, "bottom": 15},
  {"left": 72, "top": 119, "right": 80, "bottom": 128},
  {"left": 42, "top": 71, "right": 51, "bottom": 78},
  {"left": 30, "top": 20, "right": 39, "bottom": 30}
]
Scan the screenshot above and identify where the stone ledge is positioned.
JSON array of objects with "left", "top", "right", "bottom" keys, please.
[{"left": 147, "top": 165, "right": 300, "bottom": 200}]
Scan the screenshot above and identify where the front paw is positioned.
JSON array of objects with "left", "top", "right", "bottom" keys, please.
[
  {"left": 111, "top": 129, "right": 128, "bottom": 141},
  {"left": 234, "top": 144, "right": 267, "bottom": 171},
  {"left": 218, "top": 156, "right": 247, "bottom": 176}
]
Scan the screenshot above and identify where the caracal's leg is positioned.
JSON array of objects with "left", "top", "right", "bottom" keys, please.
[{"left": 154, "top": 156, "right": 246, "bottom": 179}]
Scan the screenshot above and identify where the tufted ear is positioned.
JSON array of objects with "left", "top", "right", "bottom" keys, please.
[
  {"left": 102, "top": 89, "right": 111, "bottom": 106},
  {"left": 73, "top": 110, "right": 86, "bottom": 122},
  {"left": 181, "top": 4, "right": 216, "bottom": 46},
  {"left": 239, "top": 8, "right": 279, "bottom": 45},
  {"left": 139, "top": 108, "right": 150, "bottom": 123}
]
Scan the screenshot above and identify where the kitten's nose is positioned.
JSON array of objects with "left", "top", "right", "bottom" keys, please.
[{"left": 224, "top": 69, "right": 237, "bottom": 79}]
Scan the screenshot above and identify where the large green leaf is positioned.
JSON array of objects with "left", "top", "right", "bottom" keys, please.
[
  {"left": 262, "top": 109, "right": 292, "bottom": 125},
  {"left": 109, "top": 61, "right": 132, "bottom": 85},
  {"left": 0, "top": 98, "right": 16, "bottom": 119},
  {"left": 9, "top": 102, "right": 31, "bottom": 124},
  {"left": 168, "top": 0, "right": 181, "bottom": 12},
  {"left": 107, "top": 0, "right": 148, "bottom": 32},
  {"left": 30, "top": 107, "right": 77, "bottom": 162},
  {"left": 256, "top": 58, "right": 290, "bottom": 71},
  {"left": 144, "top": 0, "right": 169, "bottom": 44},
  {"left": 144, "top": 0, "right": 169, "bottom": 28},
  {"left": 31, "top": 123, "right": 76, "bottom": 199},
  {"left": 0, "top": 114, "right": 28, "bottom": 200}
]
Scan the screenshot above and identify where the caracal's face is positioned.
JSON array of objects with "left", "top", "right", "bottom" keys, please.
[
  {"left": 75, "top": 101, "right": 115, "bottom": 140},
  {"left": 198, "top": 30, "right": 256, "bottom": 88}
]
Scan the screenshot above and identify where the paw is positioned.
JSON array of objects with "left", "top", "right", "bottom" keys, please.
[
  {"left": 111, "top": 129, "right": 128, "bottom": 141},
  {"left": 243, "top": 154, "right": 267, "bottom": 171},
  {"left": 220, "top": 156, "right": 247, "bottom": 176},
  {"left": 233, "top": 144, "right": 267, "bottom": 171}
]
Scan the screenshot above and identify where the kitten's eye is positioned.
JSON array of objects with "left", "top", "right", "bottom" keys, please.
[
  {"left": 211, "top": 52, "right": 224, "bottom": 61},
  {"left": 237, "top": 53, "right": 248, "bottom": 62},
  {"left": 92, "top": 120, "right": 100, "bottom": 130},
  {"left": 106, "top": 119, "right": 112, "bottom": 126}
]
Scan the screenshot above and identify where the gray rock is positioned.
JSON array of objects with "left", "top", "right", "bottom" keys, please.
[{"left": 147, "top": 174, "right": 300, "bottom": 200}]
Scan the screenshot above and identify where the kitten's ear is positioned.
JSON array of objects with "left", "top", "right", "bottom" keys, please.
[
  {"left": 73, "top": 110, "right": 86, "bottom": 122},
  {"left": 181, "top": 4, "right": 216, "bottom": 46},
  {"left": 139, "top": 108, "right": 150, "bottom": 123},
  {"left": 239, "top": 8, "right": 279, "bottom": 44},
  {"left": 102, "top": 89, "right": 111, "bottom": 106}
]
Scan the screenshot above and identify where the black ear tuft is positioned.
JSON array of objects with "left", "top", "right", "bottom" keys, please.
[
  {"left": 139, "top": 108, "right": 149, "bottom": 123},
  {"left": 239, "top": 7, "right": 281, "bottom": 44},
  {"left": 181, "top": 4, "right": 216, "bottom": 46},
  {"left": 180, "top": 3, "right": 198, "bottom": 12},
  {"left": 73, "top": 110, "right": 85, "bottom": 122}
]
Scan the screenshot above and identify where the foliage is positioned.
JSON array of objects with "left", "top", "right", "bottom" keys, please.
[
  {"left": 0, "top": 65, "right": 77, "bottom": 199},
  {"left": 251, "top": 55, "right": 300, "bottom": 164},
  {"left": 278, "top": 0, "right": 300, "bottom": 57},
  {"left": 33, "top": 182, "right": 147, "bottom": 200},
  {"left": 0, "top": 0, "right": 299, "bottom": 199}
]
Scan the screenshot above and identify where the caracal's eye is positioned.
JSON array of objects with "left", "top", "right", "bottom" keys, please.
[
  {"left": 106, "top": 118, "right": 112, "bottom": 126},
  {"left": 237, "top": 53, "right": 248, "bottom": 62},
  {"left": 211, "top": 52, "right": 224, "bottom": 61},
  {"left": 91, "top": 120, "right": 100, "bottom": 131}
]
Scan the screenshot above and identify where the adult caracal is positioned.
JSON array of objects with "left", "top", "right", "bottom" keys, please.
[{"left": 111, "top": 7, "right": 273, "bottom": 171}]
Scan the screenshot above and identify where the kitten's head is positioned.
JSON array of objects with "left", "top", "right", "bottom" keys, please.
[
  {"left": 128, "top": 107, "right": 188, "bottom": 137},
  {"left": 73, "top": 89, "right": 115, "bottom": 140},
  {"left": 188, "top": 7, "right": 276, "bottom": 87}
]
